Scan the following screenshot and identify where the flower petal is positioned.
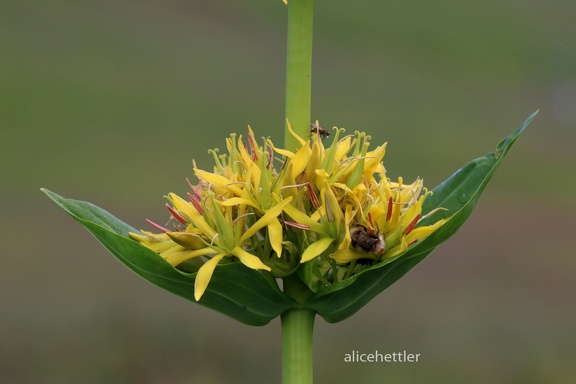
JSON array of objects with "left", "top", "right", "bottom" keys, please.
[
  {"left": 194, "top": 169, "right": 243, "bottom": 196},
  {"left": 218, "top": 197, "right": 259, "bottom": 209},
  {"left": 330, "top": 248, "right": 372, "bottom": 264},
  {"left": 268, "top": 218, "right": 283, "bottom": 257},
  {"left": 301, "top": 237, "right": 334, "bottom": 263},
  {"left": 194, "top": 253, "right": 226, "bottom": 301},
  {"left": 164, "top": 247, "right": 216, "bottom": 267},
  {"left": 404, "top": 218, "right": 449, "bottom": 245},
  {"left": 170, "top": 193, "right": 217, "bottom": 240},
  {"left": 240, "top": 197, "right": 293, "bottom": 242},
  {"left": 286, "top": 119, "right": 306, "bottom": 147},
  {"left": 268, "top": 140, "right": 296, "bottom": 158},
  {"left": 231, "top": 246, "right": 271, "bottom": 271},
  {"left": 290, "top": 144, "right": 311, "bottom": 179},
  {"left": 282, "top": 203, "right": 327, "bottom": 235},
  {"left": 208, "top": 196, "right": 235, "bottom": 250},
  {"left": 167, "top": 232, "right": 205, "bottom": 249}
]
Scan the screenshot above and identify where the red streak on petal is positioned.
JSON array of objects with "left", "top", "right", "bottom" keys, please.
[
  {"left": 166, "top": 203, "right": 188, "bottom": 224},
  {"left": 366, "top": 213, "right": 376, "bottom": 234},
  {"left": 407, "top": 239, "right": 418, "bottom": 247},
  {"left": 280, "top": 157, "right": 288, "bottom": 171},
  {"left": 386, "top": 197, "right": 393, "bottom": 222},
  {"left": 285, "top": 221, "right": 310, "bottom": 230},
  {"left": 248, "top": 133, "right": 258, "bottom": 161},
  {"left": 146, "top": 219, "right": 170, "bottom": 233},
  {"left": 306, "top": 183, "right": 320, "bottom": 209},
  {"left": 186, "top": 177, "right": 195, "bottom": 190},
  {"left": 266, "top": 143, "right": 273, "bottom": 169},
  {"left": 196, "top": 180, "right": 203, "bottom": 196},
  {"left": 325, "top": 199, "right": 335, "bottom": 222},
  {"left": 403, "top": 213, "right": 421, "bottom": 235},
  {"left": 186, "top": 178, "right": 202, "bottom": 200},
  {"left": 187, "top": 192, "right": 204, "bottom": 215}
]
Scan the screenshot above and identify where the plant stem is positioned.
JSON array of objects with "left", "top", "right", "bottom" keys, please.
[
  {"left": 281, "top": 1, "right": 315, "bottom": 382},
  {"left": 281, "top": 308, "right": 315, "bottom": 384},
  {"left": 284, "top": 0, "right": 314, "bottom": 151}
]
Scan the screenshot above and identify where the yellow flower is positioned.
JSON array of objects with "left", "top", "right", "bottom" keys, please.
[
  {"left": 131, "top": 124, "right": 448, "bottom": 298},
  {"left": 130, "top": 128, "right": 301, "bottom": 300},
  {"left": 131, "top": 193, "right": 277, "bottom": 301},
  {"left": 270, "top": 124, "right": 449, "bottom": 282}
]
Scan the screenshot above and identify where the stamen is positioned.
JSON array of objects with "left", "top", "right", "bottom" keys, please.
[
  {"left": 420, "top": 207, "right": 448, "bottom": 221},
  {"left": 186, "top": 178, "right": 202, "bottom": 200},
  {"left": 166, "top": 204, "right": 188, "bottom": 224},
  {"left": 187, "top": 178, "right": 202, "bottom": 200},
  {"left": 339, "top": 155, "right": 378, "bottom": 165},
  {"left": 280, "top": 182, "right": 309, "bottom": 190},
  {"left": 146, "top": 219, "right": 170, "bottom": 233},
  {"left": 403, "top": 213, "right": 421, "bottom": 235},
  {"left": 232, "top": 212, "right": 254, "bottom": 225},
  {"left": 187, "top": 192, "right": 204, "bottom": 214},
  {"left": 386, "top": 197, "right": 393, "bottom": 222}
]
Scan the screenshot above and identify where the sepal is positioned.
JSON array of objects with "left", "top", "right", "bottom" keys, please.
[
  {"left": 42, "top": 189, "right": 297, "bottom": 326},
  {"left": 306, "top": 112, "right": 537, "bottom": 322}
]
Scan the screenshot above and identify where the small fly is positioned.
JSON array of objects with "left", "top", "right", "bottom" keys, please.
[{"left": 310, "top": 122, "right": 330, "bottom": 139}]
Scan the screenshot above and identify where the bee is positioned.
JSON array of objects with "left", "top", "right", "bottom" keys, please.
[
  {"left": 350, "top": 226, "right": 385, "bottom": 255},
  {"left": 310, "top": 122, "right": 330, "bottom": 139}
]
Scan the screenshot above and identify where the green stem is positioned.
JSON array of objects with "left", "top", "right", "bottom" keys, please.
[
  {"left": 281, "top": 308, "right": 315, "bottom": 384},
  {"left": 281, "top": 2, "right": 315, "bottom": 382},
  {"left": 284, "top": 0, "right": 314, "bottom": 151}
]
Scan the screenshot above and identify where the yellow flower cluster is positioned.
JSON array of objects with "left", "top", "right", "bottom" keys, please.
[{"left": 130, "top": 124, "right": 447, "bottom": 300}]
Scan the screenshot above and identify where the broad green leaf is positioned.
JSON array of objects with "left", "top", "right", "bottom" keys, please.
[
  {"left": 42, "top": 189, "right": 296, "bottom": 326},
  {"left": 306, "top": 112, "right": 537, "bottom": 323}
]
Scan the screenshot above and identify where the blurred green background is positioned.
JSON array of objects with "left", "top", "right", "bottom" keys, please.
[{"left": 2, "top": 0, "right": 576, "bottom": 383}]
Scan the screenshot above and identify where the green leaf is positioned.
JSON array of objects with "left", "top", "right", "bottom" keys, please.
[
  {"left": 306, "top": 112, "right": 537, "bottom": 323},
  {"left": 42, "top": 189, "right": 296, "bottom": 326}
]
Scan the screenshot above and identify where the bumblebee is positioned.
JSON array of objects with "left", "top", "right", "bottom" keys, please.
[{"left": 350, "top": 226, "right": 385, "bottom": 255}]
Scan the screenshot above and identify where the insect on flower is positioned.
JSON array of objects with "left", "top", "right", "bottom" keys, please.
[
  {"left": 310, "top": 122, "right": 330, "bottom": 139},
  {"left": 350, "top": 226, "right": 385, "bottom": 255}
]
